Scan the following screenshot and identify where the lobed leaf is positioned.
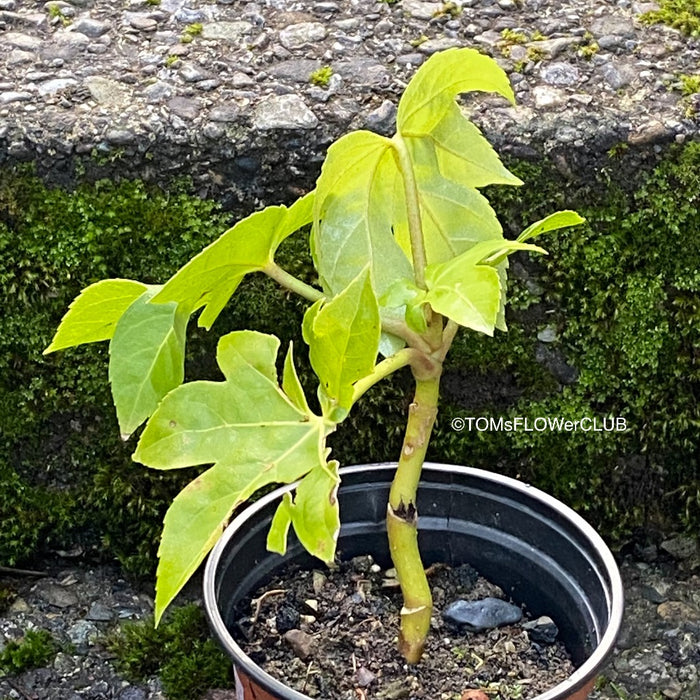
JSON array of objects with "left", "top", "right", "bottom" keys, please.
[
  {"left": 397, "top": 47, "right": 517, "bottom": 139},
  {"left": 394, "top": 143, "right": 505, "bottom": 267},
  {"left": 133, "top": 330, "right": 331, "bottom": 621},
  {"left": 108, "top": 288, "right": 187, "bottom": 439},
  {"left": 312, "top": 130, "right": 413, "bottom": 299},
  {"left": 44, "top": 279, "right": 148, "bottom": 353},
  {"left": 154, "top": 192, "right": 314, "bottom": 328}
]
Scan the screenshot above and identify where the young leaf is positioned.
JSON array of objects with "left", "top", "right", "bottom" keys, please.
[
  {"left": 133, "top": 330, "right": 331, "bottom": 621},
  {"left": 282, "top": 342, "right": 311, "bottom": 414},
  {"left": 154, "top": 192, "right": 314, "bottom": 328},
  {"left": 426, "top": 265, "right": 502, "bottom": 335},
  {"left": 397, "top": 47, "right": 517, "bottom": 138},
  {"left": 267, "top": 492, "right": 294, "bottom": 556},
  {"left": 302, "top": 268, "right": 380, "bottom": 419},
  {"left": 108, "top": 288, "right": 187, "bottom": 440},
  {"left": 425, "top": 240, "right": 545, "bottom": 335},
  {"left": 44, "top": 279, "right": 148, "bottom": 354},
  {"left": 312, "top": 130, "right": 412, "bottom": 298},
  {"left": 393, "top": 155, "right": 505, "bottom": 267},
  {"left": 267, "top": 460, "right": 341, "bottom": 565},
  {"left": 518, "top": 210, "right": 586, "bottom": 242}
]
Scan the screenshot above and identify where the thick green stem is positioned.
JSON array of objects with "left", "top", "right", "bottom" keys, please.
[{"left": 387, "top": 373, "right": 441, "bottom": 664}]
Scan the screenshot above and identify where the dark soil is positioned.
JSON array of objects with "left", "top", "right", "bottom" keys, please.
[{"left": 233, "top": 556, "right": 576, "bottom": 700}]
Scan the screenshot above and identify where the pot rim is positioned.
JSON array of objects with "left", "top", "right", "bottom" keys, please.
[{"left": 204, "top": 462, "right": 624, "bottom": 700}]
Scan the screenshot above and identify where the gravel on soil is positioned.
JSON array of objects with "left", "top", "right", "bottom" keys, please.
[
  {"left": 1, "top": 534, "right": 699, "bottom": 699},
  {"left": 0, "top": 0, "right": 699, "bottom": 198}
]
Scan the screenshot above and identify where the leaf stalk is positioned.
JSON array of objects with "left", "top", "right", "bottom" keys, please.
[
  {"left": 263, "top": 262, "right": 324, "bottom": 302},
  {"left": 391, "top": 135, "right": 428, "bottom": 289}
]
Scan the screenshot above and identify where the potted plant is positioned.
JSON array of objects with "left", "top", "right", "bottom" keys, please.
[{"left": 46, "top": 48, "right": 623, "bottom": 698}]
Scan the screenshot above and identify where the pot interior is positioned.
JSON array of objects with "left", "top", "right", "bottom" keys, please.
[{"left": 209, "top": 463, "right": 621, "bottom": 674}]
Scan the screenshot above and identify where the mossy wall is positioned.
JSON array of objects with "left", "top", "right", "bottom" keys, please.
[{"left": 0, "top": 142, "right": 697, "bottom": 575}]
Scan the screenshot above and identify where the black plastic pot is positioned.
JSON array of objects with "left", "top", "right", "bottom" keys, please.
[{"left": 204, "top": 463, "right": 624, "bottom": 700}]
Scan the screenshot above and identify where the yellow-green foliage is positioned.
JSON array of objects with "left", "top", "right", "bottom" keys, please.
[
  {"left": 2, "top": 139, "right": 699, "bottom": 577},
  {"left": 433, "top": 1, "right": 462, "bottom": 19},
  {"left": 0, "top": 167, "right": 317, "bottom": 574},
  {"left": 107, "top": 604, "right": 233, "bottom": 700},
  {"left": 500, "top": 28, "right": 528, "bottom": 44},
  {"left": 639, "top": 0, "right": 700, "bottom": 36}
]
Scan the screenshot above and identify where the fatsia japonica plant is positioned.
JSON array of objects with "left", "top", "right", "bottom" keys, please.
[{"left": 46, "top": 48, "right": 583, "bottom": 663}]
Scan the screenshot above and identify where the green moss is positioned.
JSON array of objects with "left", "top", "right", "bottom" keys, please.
[
  {"left": 427, "top": 145, "right": 700, "bottom": 538},
  {"left": 579, "top": 40, "right": 600, "bottom": 60},
  {"left": 433, "top": 2, "right": 462, "bottom": 19},
  {"left": 639, "top": 0, "right": 700, "bottom": 36},
  {"left": 500, "top": 28, "right": 528, "bottom": 44},
  {"left": 187, "top": 22, "right": 203, "bottom": 34},
  {"left": 2, "top": 139, "right": 699, "bottom": 575},
  {"left": 0, "top": 629, "right": 58, "bottom": 675},
  {"left": 310, "top": 65, "right": 334, "bottom": 88},
  {"left": 107, "top": 604, "right": 233, "bottom": 700},
  {"left": 0, "top": 169, "right": 235, "bottom": 571},
  {"left": 0, "top": 587, "right": 17, "bottom": 614},
  {"left": 677, "top": 73, "right": 700, "bottom": 95}
]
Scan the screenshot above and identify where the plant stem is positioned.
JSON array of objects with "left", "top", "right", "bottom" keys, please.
[
  {"left": 381, "top": 316, "right": 433, "bottom": 354},
  {"left": 265, "top": 262, "right": 434, "bottom": 353},
  {"left": 351, "top": 348, "right": 424, "bottom": 404},
  {"left": 263, "top": 262, "right": 324, "bottom": 302},
  {"left": 387, "top": 372, "right": 441, "bottom": 664},
  {"left": 392, "top": 136, "right": 427, "bottom": 289}
]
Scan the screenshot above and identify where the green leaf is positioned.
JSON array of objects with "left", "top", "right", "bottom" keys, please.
[
  {"left": 397, "top": 47, "right": 517, "bottom": 137},
  {"left": 154, "top": 192, "right": 314, "bottom": 328},
  {"left": 108, "top": 288, "right": 187, "bottom": 439},
  {"left": 267, "top": 461, "right": 341, "bottom": 564},
  {"left": 426, "top": 265, "right": 502, "bottom": 335},
  {"left": 312, "top": 131, "right": 412, "bottom": 298},
  {"left": 44, "top": 279, "right": 148, "bottom": 353},
  {"left": 156, "top": 461, "right": 276, "bottom": 625},
  {"left": 282, "top": 343, "right": 310, "bottom": 414},
  {"left": 290, "top": 460, "right": 341, "bottom": 563},
  {"left": 267, "top": 492, "right": 294, "bottom": 556},
  {"left": 302, "top": 268, "right": 380, "bottom": 419},
  {"left": 380, "top": 279, "right": 423, "bottom": 309},
  {"left": 393, "top": 151, "right": 505, "bottom": 266},
  {"left": 413, "top": 114, "right": 522, "bottom": 189},
  {"left": 133, "top": 330, "right": 331, "bottom": 621},
  {"left": 425, "top": 239, "right": 545, "bottom": 335},
  {"left": 518, "top": 210, "right": 586, "bottom": 242}
]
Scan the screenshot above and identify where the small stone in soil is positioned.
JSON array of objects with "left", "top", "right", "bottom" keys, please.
[
  {"left": 522, "top": 615, "right": 559, "bottom": 644},
  {"left": 443, "top": 596, "right": 523, "bottom": 632},
  {"left": 355, "top": 666, "right": 376, "bottom": 687},
  {"left": 283, "top": 628, "right": 315, "bottom": 660},
  {"left": 461, "top": 691, "right": 489, "bottom": 700}
]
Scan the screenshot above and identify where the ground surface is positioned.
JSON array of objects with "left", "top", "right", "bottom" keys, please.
[
  {"left": 1, "top": 0, "right": 700, "bottom": 196},
  {"left": 1, "top": 536, "right": 699, "bottom": 699}
]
